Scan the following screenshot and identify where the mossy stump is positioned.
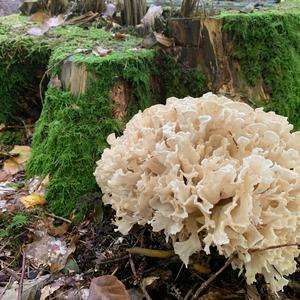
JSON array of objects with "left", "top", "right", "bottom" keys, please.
[{"left": 0, "top": 15, "right": 206, "bottom": 215}]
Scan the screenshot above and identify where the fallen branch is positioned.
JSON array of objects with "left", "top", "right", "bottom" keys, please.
[
  {"left": 45, "top": 212, "right": 72, "bottom": 224},
  {"left": 127, "top": 247, "right": 175, "bottom": 258},
  {"left": 249, "top": 243, "right": 299, "bottom": 253}
]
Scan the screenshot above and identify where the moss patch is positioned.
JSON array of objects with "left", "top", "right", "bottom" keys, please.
[
  {"left": 1, "top": 15, "right": 206, "bottom": 216},
  {"left": 222, "top": 10, "right": 300, "bottom": 130}
]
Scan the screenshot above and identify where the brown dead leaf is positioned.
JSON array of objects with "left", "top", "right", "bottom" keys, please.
[
  {"left": 40, "top": 278, "right": 65, "bottom": 300},
  {"left": 88, "top": 275, "right": 130, "bottom": 300},
  {"left": 29, "top": 11, "right": 50, "bottom": 23},
  {"left": 48, "top": 222, "right": 70, "bottom": 237},
  {"left": 67, "top": 234, "right": 80, "bottom": 257},
  {"left": 3, "top": 159, "right": 22, "bottom": 175},
  {"left": 0, "top": 170, "right": 10, "bottom": 182},
  {"left": 20, "top": 192, "right": 46, "bottom": 208},
  {"left": 113, "top": 32, "right": 126, "bottom": 41},
  {"left": 92, "top": 47, "right": 113, "bottom": 57}
]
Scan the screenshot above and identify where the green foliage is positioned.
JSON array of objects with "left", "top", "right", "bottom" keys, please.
[
  {"left": 222, "top": 11, "right": 300, "bottom": 130},
  {"left": 0, "top": 213, "right": 28, "bottom": 238}
]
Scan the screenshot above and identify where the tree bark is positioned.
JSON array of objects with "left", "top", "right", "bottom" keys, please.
[
  {"left": 181, "top": 0, "right": 198, "bottom": 17},
  {"left": 124, "top": 0, "right": 147, "bottom": 26}
]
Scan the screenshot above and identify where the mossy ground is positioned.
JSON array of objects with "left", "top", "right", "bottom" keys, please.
[{"left": 221, "top": 8, "right": 300, "bottom": 130}]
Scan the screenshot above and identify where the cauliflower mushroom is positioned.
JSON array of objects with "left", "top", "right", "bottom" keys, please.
[{"left": 94, "top": 93, "right": 300, "bottom": 291}]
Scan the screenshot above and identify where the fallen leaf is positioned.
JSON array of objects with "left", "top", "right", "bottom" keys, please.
[
  {"left": 40, "top": 278, "right": 65, "bottom": 300},
  {"left": 192, "top": 263, "right": 211, "bottom": 274},
  {"left": 0, "top": 170, "right": 11, "bottom": 182},
  {"left": 142, "top": 276, "right": 159, "bottom": 287},
  {"left": 27, "top": 22, "right": 50, "bottom": 36},
  {"left": 113, "top": 32, "right": 126, "bottom": 41},
  {"left": 29, "top": 11, "right": 50, "bottom": 23},
  {"left": 9, "top": 145, "right": 31, "bottom": 164},
  {"left": 3, "top": 159, "right": 22, "bottom": 175},
  {"left": 46, "top": 15, "right": 64, "bottom": 27},
  {"left": 67, "top": 234, "right": 80, "bottom": 257},
  {"left": 26, "top": 234, "right": 68, "bottom": 272},
  {"left": 48, "top": 222, "right": 70, "bottom": 237},
  {"left": 20, "top": 192, "right": 46, "bottom": 208},
  {"left": 88, "top": 275, "right": 130, "bottom": 300},
  {"left": 153, "top": 32, "right": 174, "bottom": 48},
  {"left": 92, "top": 47, "right": 113, "bottom": 57}
]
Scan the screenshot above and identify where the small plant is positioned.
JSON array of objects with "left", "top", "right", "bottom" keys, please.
[{"left": 0, "top": 213, "right": 29, "bottom": 238}]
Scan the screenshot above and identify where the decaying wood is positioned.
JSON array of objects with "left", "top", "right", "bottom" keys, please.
[
  {"left": 168, "top": 17, "right": 269, "bottom": 102},
  {"left": 109, "top": 80, "right": 131, "bottom": 120},
  {"left": 124, "top": 0, "right": 147, "bottom": 26},
  {"left": 60, "top": 60, "right": 131, "bottom": 119},
  {"left": 60, "top": 59, "right": 90, "bottom": 97}
]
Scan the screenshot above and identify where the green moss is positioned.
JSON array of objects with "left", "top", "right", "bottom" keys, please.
[
  {"left": 156, "top": 54, "right": 206, "bottom": 99},
  {"left": 1, "top": 15, "right": 206, "bottom": 216},
  {"left": 0, "top": 131, "right": 25, "bottom": 145},
  {"left": 0, "top": 15, "right": 144, "bottom": 123},
  {"left": 222, "top": 11, "right": 300, "bottom": 130},
  {"left": 27, "top": 50, "right": 156, "bottom": 215}
]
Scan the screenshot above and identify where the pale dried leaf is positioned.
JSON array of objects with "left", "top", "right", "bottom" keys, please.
[
  {"left": 153, "top": 32, "right": 174, "bottom": 48},
  {"left": 88, "top": 275, "right": 130, "bottom": 300},
  {"left": 26, "top": 234, "right": 68, "bottom": 271},
  {"left": 46, "top": 15, "right": 64, "bottom": 27},
  {"left": 92, "top": 47, "right": 113, "bottom": 57}
]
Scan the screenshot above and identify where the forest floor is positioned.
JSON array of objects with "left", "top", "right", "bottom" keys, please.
[{"left": 0, "top": 133, "right": 299, "bottom": 300}]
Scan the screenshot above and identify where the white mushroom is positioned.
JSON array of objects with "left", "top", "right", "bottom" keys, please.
[{"left": 94, "top": 93, "right": 300, "bottom": 291}]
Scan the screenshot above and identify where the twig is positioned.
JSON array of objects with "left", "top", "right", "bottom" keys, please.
[
  {"left": 129, "top": 254, "right": 152, "bottom": 300},
  {"left": 97, "top": 254, "right": 130, "bottom": 265},
  {"left": 39, "top": 54, "right": 72, "bottom": 105},
  {"left": 45, "top": 212, "right": 72, "bottom": 224},
  {"left": 249, "top": 243, "right": 299, "bottom": 253},
  {"left": 0, "top": 277, "right": 13, "bottom": 299},
  {"left": 127, "top": 247, "right": 175, "bottom": 258},
  {"left": 17, "top": 252, "right": 26, "bottom": 300},
  {"left": 191, "top": 252, "right": 237, "bottom": 300},
  {"left": 2, "top": 266, "right": 20, "bottom": 281}
]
